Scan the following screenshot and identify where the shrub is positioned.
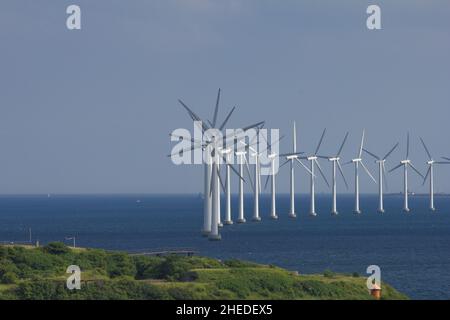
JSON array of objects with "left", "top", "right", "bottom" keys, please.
[
  {"left": 1, "top": 272, "right": 18, "bottom": 284},
  {"left": 43, "top": 242, "right": 70, "bottom": 255},
  {"left": 323, "top": 270, "right": 336, "bottom": 278},
  {"left": 156, "top": 256, "right": 192, "bottom": 281},
  {"left": 106, "top": 253, "right": 136, "bottom": 278}
]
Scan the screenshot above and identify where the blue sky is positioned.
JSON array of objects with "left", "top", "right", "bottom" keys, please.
[{"left": 0, "top": 0, "right": 449, "bottom": 194}]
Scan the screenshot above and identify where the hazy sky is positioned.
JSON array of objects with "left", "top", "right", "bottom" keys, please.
[{"left": 0, "top": 0, "right": 449, "bottom": 194}]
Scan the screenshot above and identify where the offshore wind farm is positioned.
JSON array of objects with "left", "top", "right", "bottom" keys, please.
[
  {"left": 169, "top": 89, "right": 450, "bottom": 242},
  {"left": 1, "top": 0, "right": 450, "bottom": 303}
]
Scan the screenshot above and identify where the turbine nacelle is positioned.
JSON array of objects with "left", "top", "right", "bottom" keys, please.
[
  {"left": 427, "top": 160, "right": 434, "bottom": 165},
  {"left": 400, "top": 160, "right": 410, "bottom": 164},
  {"left": 307, "top": 156, "right": 318, "bottom": 161},
  {"left": 352, "top": 158, "right": 362, "bottom": 163},
  {"left": 286, "top": 155, "right": 298, "bottom": 160},
  {"left": 329, "top": 157, "right": 340, "bottom": 162}
]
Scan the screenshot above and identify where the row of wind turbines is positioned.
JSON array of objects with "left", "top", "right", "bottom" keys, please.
[{"left": 170, "top": 89, "right": 450, "bottom": 241}]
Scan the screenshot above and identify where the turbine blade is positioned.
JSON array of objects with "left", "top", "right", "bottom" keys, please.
[
  {"left": 337, "top": 132, "right": 349, "bottom": 157},
  {"left": 258, "top": 135, "right": 285, "bottom": 155},
  {"left": 343, "top": 160, "right": 353, "bottom": 166},
  {"left": 315, "top": 159, "right": 330, "bottom": 187},
  {"left": 337, "top": 160, "right": 349, "bottom": 189},
  {"left": 295, "top": 158, "right": 314, "bottom": 176},
  {"left": 243, "top": 156, "right": 254, "bottom": 192},
  {"left": 435, "top": 161, "right": 450, "bottom": 164},
  {"left": 317, "top": 155, "right": 331, "bottom": 159},
  {"left": 241, "top": 121, "right": 265, "bottom": 133},
  {"left": 315, "top": 128, "right": 327, "bottom": 155},
  {"left": 360, "top": 161, "right": 377, "bottom": 183},
  {"left": 420, "top": 137, "right": 432, "bottom": 160},
  {"left": 442, "top": 157, "right": 450, "bottom": 161},
  {"left": 422, "top": 166, "right": 431, "bottom": 186},
  {"left": 212, "top": 88, "right": 220, "bottom": 127},
  {"left": 279, "top": 159, "right": 290, "bottom": 169},
  {"left": 218, "top": 106, "right": 236, "bottom": 131},
  {"left": 264, "top": 174, "right": 271, "bottom": 191},
  {"left": 383, "top": 142, "right": 399, "bottom": 160},
  {"left": 389, "top": 163, "right": 403, "bottom": 173},
  {"left": 221, "top": 153, "right": 244, "bottom": 181},
  {"left": 409, "top": 162, "right": 424, "bottom": 179},
  {"left": 217, "top": 166, "right": 226, "bottom": 193},
  {"left": 363, "top": 148, "right": 379, "bottom": 160},
  {"left": 358, "top": 130, "right": 365, "bottom": 158},
  {"left": 406, "top": 132, "right": 410, "bottom": 159},
  {"left": 382, "top": 162, "right": 389, "bottom": 191},
  {"left": 293, "top": 121, "right": 297, "bottom": 153}
]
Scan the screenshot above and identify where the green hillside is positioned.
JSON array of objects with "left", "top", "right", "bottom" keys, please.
[{"left": 0, "top": 243, "right": 407, "bottom": 300}]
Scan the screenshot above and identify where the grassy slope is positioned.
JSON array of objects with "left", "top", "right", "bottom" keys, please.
[{"left": 0, "top": 244, "right": 407, "bottom": 300}]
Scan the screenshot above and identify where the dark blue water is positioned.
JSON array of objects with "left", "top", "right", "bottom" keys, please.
[{"left": 1, "top": 194, "right": 449, "bottom": 300}]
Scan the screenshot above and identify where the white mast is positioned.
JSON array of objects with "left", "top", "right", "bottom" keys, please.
[
  {"left": 252, "top": 150, "right": 261, "bottom": 222},
  {"left": 236, "top": 151, "right": 247, "bottom": 223},
  {"left": 202, "top": 162, "right": 212, "bottom": 235},
  {"left": 222, "top": 149, "right": 233, "bottom": 225},
  {"left": 209, "top": 157, "right": 221, "bottom": 240},
  {"left": 270, "top": 154, "right": 278, "bottom": 219}
]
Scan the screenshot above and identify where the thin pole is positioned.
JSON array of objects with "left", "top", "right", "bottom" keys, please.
[
  {"left": 310, "top": 160, "right": 316, "bottom": 216},
  {"left": 404, "top": 164, "right": 409, "bottom": 212},
  {"left": 270, "top": 159, "right": 277, "bottom": 219},
  {"left": 289, "top": 160, "right": 296, "bottom": 218},
  {"left": 332, "top": 161, "right": 337, "bottom": 215},
  {"left": 237, "top": 154, "right": 246, "bottom": 223},
  {"left": 355, "top": 162, "right": 360, "bottom": 214},
  {"left": 378, "top": 162, "right": 384, "bottom": 213}
]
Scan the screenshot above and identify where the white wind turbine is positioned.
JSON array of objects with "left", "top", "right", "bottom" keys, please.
[
  {"left": 363, "top": 142, "right": 399, "bottom": 213},
  {"left": 318, "top": 132, "right": 349, "bottom": 215},
  {"left": 389, "top": 133, "right": 424, "bottom": 213},
  {"left": 345, "top": 130, "right": 377, "bottom": 214},
  {"left": 420, "top": 137, "right": 450, "bottom": 211},
  {"left": 301, "top": 129, "right": 329, "bottom": 216},
  {"left": 278, "top": 122, "right": 310, "bottom": 218},
  {"left": 173, "top": 89, "right": 263, "bottom": 239}
]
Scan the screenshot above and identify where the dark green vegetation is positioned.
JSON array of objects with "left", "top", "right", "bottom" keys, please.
[{"left": 0, "top": 243, "right": 407, "bottom": 300}]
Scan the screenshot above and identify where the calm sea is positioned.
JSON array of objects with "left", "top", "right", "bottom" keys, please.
[{"left": 1, "top": 194, "right": 449, "bottom": 300}]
